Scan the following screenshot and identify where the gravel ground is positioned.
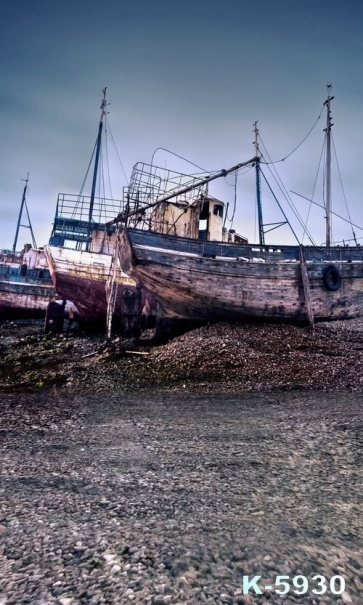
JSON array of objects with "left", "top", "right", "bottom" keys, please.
[
  {"left": 1, "top": 390, "right": 363, "bottom": 605},
  {"left": 1, "top": 319, "right": 363, "bottom": 604},
  {"left": 1, "top": 317, "right": 363, "bottom": 394}
]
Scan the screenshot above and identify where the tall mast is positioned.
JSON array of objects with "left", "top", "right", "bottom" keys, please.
[
  {"left": 13, "top": 174, "right": 29, "bottom": 253},
  {"left": 89, "top": 88, "right": 108, "bottom": 221},
  {"left": 253, "top": 121, "right": 265, "bottom": 245},
  {"left": 87, "top": 87, "right": 108, "bottom": 251},
  {"left": 324, "top": 85, "right": 334, "bottom": 247}
]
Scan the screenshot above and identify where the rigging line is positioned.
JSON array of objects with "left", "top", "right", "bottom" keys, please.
[
  {"left": 302, "top": 137, "right": 326, "bottom": 244},
  {"left": 290, "top": 191, "right": 363, "bottom": 233},
  {"left": 223, "top": 202, "right": 229, "bottom": 229},
  {"left": 259, "top": 145, "right": 316, "bottom": 244},
  {"left": 75, "top": 138, "right": 98, "bottom": 222},
  {"left": 79, "top": 138, "right": 98, "bottom": 199},
  {"left": 332, "top": 132, "right": 357, "bottom": 244},
  {"left": 259, "top": 137, "right": 315, "bottom": 239},
  {"left": 260, "top": 105, "right": 325, "bottom": 165},
  {"left": 227, "top": 170, "right": 238, "bottom": 225},
  {"left": 262, "top": 157, "right": 316, "bottom": 244},
  {"left": 150, "top": 147, "right": 210, "bottom": 173},
  {"left": 104, "top": 121, "right": 115, "bottom": 208},
  {"left": 260, "top": 169, "right": 301, "bottom": 245},
  {"left": 100, "top": 142, "right": 107, "bottom": 222},
  {"left": 224, "top": 164, "right": 253, "bottom": 185},
  {"left": 105, "top": 117, "right": 128, "bottom": 183},
  {"left": 24, "top": 200, "right": 37, "bottom": 249}
]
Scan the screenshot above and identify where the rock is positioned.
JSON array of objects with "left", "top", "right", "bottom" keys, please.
[{"left": 58, "top": 598, "right": 75, "bottom": 605}]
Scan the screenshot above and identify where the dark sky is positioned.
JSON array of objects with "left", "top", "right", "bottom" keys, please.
[{"left": 1, "top": 0, "right": 362, "bottom": 248}]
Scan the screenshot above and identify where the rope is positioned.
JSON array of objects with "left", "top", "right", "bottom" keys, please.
[
  {"left": 261, "top": 105, "right": 324, "bottom": 165},
  {"left": 100, "top": 141, "right": 106, "bottom": 222},
  {"left": 302, "top": 137, "right": 326, "bottom": 244},
  {"left": 259, "top": 141, "right": 316, "bottom": 245},
  {"left": 78, "top": 138, "right": 97, "bottom": 199},
  {"left": 104, "top": 123, "right": 113, "bottom": 200},
  {"left": 105, "top": 117, "right": 128, "bottom": 183},
  {"left": 332, "top": 133, "right": 357, "bottom": 245},
  {"left": 226, "top": 170, "right": 238, "bottom": 226},
  {"left": 74, "top": 137, "right": 98, "bottom": 221},
  {"left": 150, "top": 147, "right": 210, "bottom": 173},
  {"left": 260, "top": 169, "right": 300, "bottom": 245}
]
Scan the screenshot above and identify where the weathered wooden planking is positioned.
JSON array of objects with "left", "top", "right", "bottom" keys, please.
[
  {"left": 299, "top": 246, "right": 314, "bottom": 330},
  {"left": 45, "top": 245, "right": 156, "bottom": 323},
  {"left": 127, "top": 227, "right": 363, "bottom": 262},
  {"left": 119, "top": 228, "right": 363, "bottom": 324},
  {"left": 0, "top": 280, "right": 55, "bottom": 319}
]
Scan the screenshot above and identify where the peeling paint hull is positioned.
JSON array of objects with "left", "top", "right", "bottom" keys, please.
[
  {"left": 44, "top": 245, "right": 155, "bottom": 324},
  {"left": 119, "top": 228, "right": 363, "bottom": 325},
  {"left": 0, "top": 278, "right": 55, "bottom": 319}
]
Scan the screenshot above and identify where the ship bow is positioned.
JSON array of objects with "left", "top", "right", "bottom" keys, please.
[{"left": 118, "top": 229, "right": 136, "bottom": 275}]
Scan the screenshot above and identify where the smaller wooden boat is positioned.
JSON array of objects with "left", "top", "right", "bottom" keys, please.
[{"left": 0, "top": 176, "right": 56, "bottom": 319}]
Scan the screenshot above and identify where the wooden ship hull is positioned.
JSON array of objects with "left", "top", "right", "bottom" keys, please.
[
  {"left": 1, "top": 175, "right": 56, "bottom": 320},
  {"left": 44, "top": 245, "right": 156, "bottom": 327},
  {"left": 0, "top": 249, "right": 56, "bottom": 319},
  {"left": 118, "top": 227, "right": 363, "bottom": 326},
  {"left": 0, "top": 277, "right": 55, "bottom": 319}
]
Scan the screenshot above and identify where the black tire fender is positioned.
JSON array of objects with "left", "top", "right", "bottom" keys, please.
[{"left": 323, "top": 264, "right": 342, "bottom": 291}]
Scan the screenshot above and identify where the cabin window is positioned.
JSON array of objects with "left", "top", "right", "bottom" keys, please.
[
  {"left": 213, "top": 204, "right": 223, "bottom": 218},
  {"left": 199, "top": 202, "right": 209, "bottom": 221},
  {"left": 20, "top": 264, "right": 28, "bottom": 277}
]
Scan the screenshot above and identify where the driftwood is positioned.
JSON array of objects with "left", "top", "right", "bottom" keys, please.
[
  {"left": 81, "top": 351, "right": 100, "bottom": 359},
  {"left": 81, "top": 348, "right": 150, "bottom": 359}
]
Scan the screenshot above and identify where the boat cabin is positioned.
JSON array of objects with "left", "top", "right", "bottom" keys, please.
[{"left": 150, "top": 194, "right": 248, "bottom": 244}]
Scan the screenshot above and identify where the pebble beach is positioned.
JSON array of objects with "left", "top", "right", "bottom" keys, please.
[{"left": 1, "top": 319, "right": 363, "bottom": 604}]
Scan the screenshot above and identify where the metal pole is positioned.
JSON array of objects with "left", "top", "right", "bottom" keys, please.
[
  {"left": 107, "top": 156, "right": 257, "bottom": 226},
  {"left": 87, "top": 87, "right": 108, "bottom": 250},
  {"left": 13, "top": 174, "right": 29, "bottom": 252},
  {"left": 324, "top": 85, "right": 334, "bottom": 247},
  {"left": 253, "top": 121, "right": 265, "bottom": 245}
]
